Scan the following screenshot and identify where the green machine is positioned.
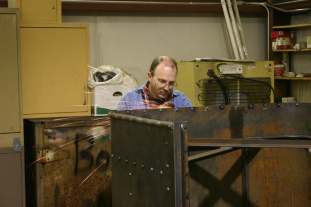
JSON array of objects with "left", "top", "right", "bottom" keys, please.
[{"left": 176, "top": 59, "right": 274, "bottom": 107}]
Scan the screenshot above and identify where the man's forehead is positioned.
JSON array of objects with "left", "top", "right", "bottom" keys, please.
[{"left": 157, "top": 60, "right": 176, "bottom": 70}]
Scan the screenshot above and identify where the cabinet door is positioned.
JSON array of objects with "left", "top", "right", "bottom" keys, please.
[
  {"left": 0, "top": 11, "right": 21, "bottom": 133},
  {"left": 0, "top": 149, "right": 24, "bottom": 207},
  {"left": 21, "top": 25, "right": 90, "bottom": 117},
  {"left": 17, "top": 0, "right": 61, "bottom": 24}
]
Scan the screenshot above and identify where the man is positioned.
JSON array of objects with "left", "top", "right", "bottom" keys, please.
[{"left": 117, "top": 56, "right": 192, "bottom": 110}]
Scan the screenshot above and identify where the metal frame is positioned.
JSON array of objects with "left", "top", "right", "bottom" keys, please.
[
  {"left": 181, "top": 126, "right": 311, "bottom": 207},
  {"left": 111, "top": 104, "right": 311, "bottom": 207}
]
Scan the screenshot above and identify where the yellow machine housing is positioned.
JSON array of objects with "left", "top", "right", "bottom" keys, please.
[{"left": 176, "top": 60, "right": 274, "bottom": 107}]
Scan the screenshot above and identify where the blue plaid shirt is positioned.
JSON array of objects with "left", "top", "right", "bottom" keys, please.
[{"left": 117, "top": 85, "right": 192, "bottom": 110}]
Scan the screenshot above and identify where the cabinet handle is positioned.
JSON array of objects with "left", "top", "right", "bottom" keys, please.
[{"left": 83, "top": 85, "right": 87, "bottom": 105}]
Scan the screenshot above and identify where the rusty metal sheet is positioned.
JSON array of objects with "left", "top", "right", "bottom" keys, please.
[
  {"left": 123, "top": 103, "right": 311, "bottom": 139},
  {"left": 111, "top": 103, "right": 311, "bottom": 207},
  {"left": 111, "top": 115, "right": 184, "bottom": 207},
  {"left": 25, "top": 116, "right": 111, "bottom": 207}
]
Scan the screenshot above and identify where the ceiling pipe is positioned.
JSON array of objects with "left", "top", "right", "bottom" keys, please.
[
  {"left": 226, "top": 0, "right": 245, "bottom": 59},
  {"left": 221, "top": 0, "right": 240, "bottom": 59},
  {"left": 233, "top": 0, "right": 249, "bottom": 59},
  {"left": 240, "top": 2, "right": 270, "bottom": 60}
]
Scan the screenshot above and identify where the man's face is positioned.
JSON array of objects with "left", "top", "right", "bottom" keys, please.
[{"left": 148, "top": 61, "right": 177, "bottom": 100}]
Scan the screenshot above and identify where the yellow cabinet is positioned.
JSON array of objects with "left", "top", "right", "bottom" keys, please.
[
  {"left": 0, "top": 9, "right": 24, "bottom": 207},
  {"left": 0, "top": 9, "right": 21, "bottom": 134},
  {"left": 15, "top": 0, "right": 61, "bottom": 24},
  {"left": 0, "top": 149, "right": 25, "bottom": 207},
  {"left": 21, "top": 24, "right": 91, "bottom": 118}
]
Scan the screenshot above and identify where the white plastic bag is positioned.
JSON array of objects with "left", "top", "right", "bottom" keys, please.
[
  {"left": 88, "top": 65, "right": 124, "bottom": 88},
  {"left": 88, "top": 65, "right": 138, "bottom": 111}
]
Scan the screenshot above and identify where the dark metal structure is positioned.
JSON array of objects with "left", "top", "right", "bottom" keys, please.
[{"left": 111, "top": 103, "right": 311, "bottom": 207}]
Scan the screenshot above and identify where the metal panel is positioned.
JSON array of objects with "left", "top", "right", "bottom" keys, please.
[
  {"left": 0, "top": 9, "right": 21, "bottom": 133},
  {"left": 0, "top": 150, "right": 24, "bottom": 207},
  {"left": 111, "top": 103, "right": 311, "bottom": 207},
  {"left": 111, "top": 114, "right": 183, "bottom": 207},
  {"left": 16, "top": 0, "right": 62, "bottom": 24},
  {"left": 20, "top": 24, "right": 90, "bottom": 118},
  {"left": 25, "top": 116, "right": 111, "bottom": 207},
  {"left": 176, "top": 60, "right": 274, "bottom": 106}
]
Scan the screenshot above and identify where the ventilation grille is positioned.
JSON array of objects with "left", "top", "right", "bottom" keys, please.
[{"left": 197, "top": 77, "right": 272, "bottom": 105}]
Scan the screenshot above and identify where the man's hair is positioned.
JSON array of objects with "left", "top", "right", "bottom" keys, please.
[{"left": 149, "top": 56, "right": 178, "bottom": 76}]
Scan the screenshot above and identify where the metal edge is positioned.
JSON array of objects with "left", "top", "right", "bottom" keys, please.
[{"left": 110, "top": 112, "right": 174, "bottom": 128}]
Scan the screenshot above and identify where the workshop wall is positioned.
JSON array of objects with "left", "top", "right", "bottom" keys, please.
[{"left": 63, "top": 15, "right": 266, "bottom": 84}]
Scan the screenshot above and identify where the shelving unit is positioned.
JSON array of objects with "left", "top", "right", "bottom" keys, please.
[
  {"left": 270, "top": 10, "right": 311, "bottom": 103},
  {"left": 275, "top": 76, "right": 311, "bottom": 81},
  {"left": 273, "top": 48, "right": 311, "bottom": 52},
  {"left": 272, "top": 23, "right": 311, "bottom": 30}
]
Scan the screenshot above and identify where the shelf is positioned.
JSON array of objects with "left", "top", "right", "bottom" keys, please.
[
  {"left": 273, "top": 48, "right": 311, "bottom": 53},
  {"left": 275, "top": 76, "right": 311, "bottom": 81},
  {"left": 272, "top": 23, "right": 311, "bottom": 30}
]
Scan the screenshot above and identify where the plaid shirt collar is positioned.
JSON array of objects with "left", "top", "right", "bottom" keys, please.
[{"left": 137, "top": 82, "right": 175, "bottom": 109}]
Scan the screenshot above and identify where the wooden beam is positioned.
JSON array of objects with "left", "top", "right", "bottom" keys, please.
[{"left": 62, "top": 1, "right": 266, "bottom": 16}]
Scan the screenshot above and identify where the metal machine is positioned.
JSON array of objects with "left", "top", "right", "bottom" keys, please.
[
  {"left": 111, "top": 104, "right": 311, "bottom": 207},
  {"left": 176, "top": 59, "right": 275, "bottom": 106}
]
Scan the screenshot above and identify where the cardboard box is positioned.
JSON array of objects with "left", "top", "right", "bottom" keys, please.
[{"left": 91, "top": 84, "right": 134, "bottom": 116}]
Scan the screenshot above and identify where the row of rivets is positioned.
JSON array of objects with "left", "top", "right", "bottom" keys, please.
[
  {"left": 112, "top": 155, "right": 171, "bottom": 169},
  {"left": 128, "top": 185, "right": 171, "bottom": 197},
  {"left": 123, "top": 103, "right": 300, "bottom": 116},
  {"left": 127, "top": 169, "right": 166, "bottom": 175}
]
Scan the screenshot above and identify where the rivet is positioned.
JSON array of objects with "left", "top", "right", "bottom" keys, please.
[
  {"left": 118, "top": 156, "right": 121, "bottom": 160},
  {"left": 111, "top": 154, "right": 114, "bottom": 158},
  {"left": 125, "top": 159, "right": 129, "bottom": 163},
  {"left": 296, "top": 103, "right": 299, "bottom": 107},
  {"left": 150, "top": 167, "right": 154, "bottom": 171},
  {"left": 165, "top": 164, "right": 170, "bottom": 168},
  {"left": 141, "top": 164, "right": 145, "bottom": 168},
  {"left": 129, "top": 172, "right": 132, "bottom": 176},
  {"left": 129, "top": 192, "right": 133, "bottom": 196},
  {"left": 219, "top": 104, "right": 225, "bottom": 110},
  {"left": 132, "top": 162, "right": 137, "bottom": 166},
  {"left": 166, "top": 186, "right": 170, "bottom": 191},
  {"left": 160, "top": 170, "right": 164, "bottom": 175}
]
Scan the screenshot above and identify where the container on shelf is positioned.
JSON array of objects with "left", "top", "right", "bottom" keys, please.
[
  {"left": 272, "top": 31, "right": 294, "bottom": 50},
  {"left": 274, "top": 64, "right": 285, "bottom": 76},
  {"left": 281, "top": 97, "right": 296, "bottom": 103}
]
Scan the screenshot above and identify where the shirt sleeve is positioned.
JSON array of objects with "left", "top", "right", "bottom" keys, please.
[
  {"left": 174, "top": 91, "right": 193, "bottom": 108},
  {"left": 117, "top": 94, "right": 129, "bottom": 111},
  {"left": 180, "top": 95, "right": 193, "bottom": 107}
]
